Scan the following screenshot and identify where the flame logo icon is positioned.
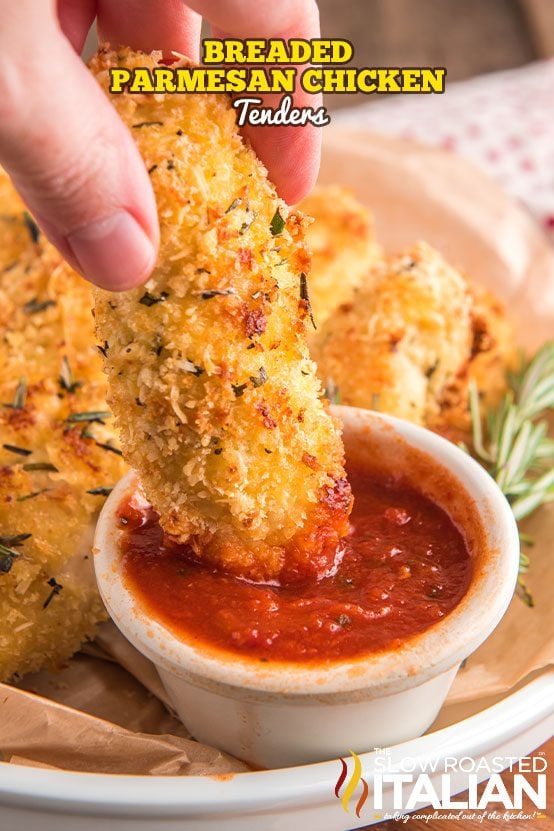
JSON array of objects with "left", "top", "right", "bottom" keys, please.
[{"left": 335, "top": 750, "right": 369, "bottom": 817}]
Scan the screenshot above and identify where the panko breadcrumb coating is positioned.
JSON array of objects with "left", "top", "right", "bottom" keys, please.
[
  {"left": 0, "top": 171, "right": 126, "bottom": 682},
  {"left": 91, "top": 48, "right": 351, "bottom": 585},
  {"left": 311, "top": 242, "right": 474, "bottom": 425},
  {"left": 298, "top": 185, "right": 382, "bottom": 327},
  {"left": 311, "top": 241, "right": 515, "bottom": 438},
  {"left": 430, "top": 285, "right": 517, "bottom": 440}
]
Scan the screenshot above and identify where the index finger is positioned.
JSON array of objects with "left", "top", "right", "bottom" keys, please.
[{"left": 187, "top": 0, "right": 322, "bottom": 204}]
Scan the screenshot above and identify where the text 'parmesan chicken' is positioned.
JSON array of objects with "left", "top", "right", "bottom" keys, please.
[{"left": 91, "top": 48, "right": 352, "bottom": 585}]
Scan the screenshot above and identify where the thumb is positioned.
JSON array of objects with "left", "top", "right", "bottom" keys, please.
[{"left": 0, "top": 19, "right": 158, "bottom": 291}]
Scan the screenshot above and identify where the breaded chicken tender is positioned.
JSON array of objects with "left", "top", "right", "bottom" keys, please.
[
  {"left": 0, "top": 172, "right": 126, "bottom": 681},
  {"left": 311, "top": 241, "right": 515, "bottom": 438},
  {"left": 298, "top": 185, "right": 381, "bottom": 327},
  {"left": 430, "top": 285, "right": 517, "bottom": 440},
  {"left": 311, "top": 242, "right": 474, "bottom": 425},
  {"left": 91, "top": 49, "right": 351, "bottom": 585}
]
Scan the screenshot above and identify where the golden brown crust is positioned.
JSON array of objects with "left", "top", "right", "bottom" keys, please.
[
  {"left": 0, "top": 171, "right": 126, "bottom": 681},
  {"left": 311, "top": 241, "right": 474, "bottom": 424},
  {"left": 91, "top": 48, "right": 351, "bottom": 584},
  {"left": 311, "top": 240, "right": 516, "bottom": 441},
  {"left": 430, "top": 285, "right": 517, "bottom": 439},
  {"left": 298, "top": 185, "right": 382, "bottom": 328}
]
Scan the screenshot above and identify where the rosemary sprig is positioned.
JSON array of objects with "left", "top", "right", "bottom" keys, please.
[{"left": 469, "top": 342, "right": 554, "bottom": 606}]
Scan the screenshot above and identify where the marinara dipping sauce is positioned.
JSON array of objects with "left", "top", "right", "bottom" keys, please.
[{"left": 119, "top": 466, "right": 472, "bottom": 663}]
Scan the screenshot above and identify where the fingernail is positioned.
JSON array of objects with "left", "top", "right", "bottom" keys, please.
[{"left": 66, "top": 211, "right": 156, "bottom": 291}]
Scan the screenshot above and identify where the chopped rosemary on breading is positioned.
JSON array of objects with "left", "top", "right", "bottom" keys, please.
[
  {"left": 16, "top": 489, "right": 48, "bottom": 502},
  {"left": 95, "top": 441, "right": 123, "bottom": 456},
  {"left": 270, "top": 209, "right": 285, "bottom": 236},
  {"left": 180, "top": 359, "right": 204, "bottom": 376},
  {"left": 132, "top": 121, "right": 163, "bottom": 128},
  {"left": 225, "top": 198, "right": 242, "bottom": 213},
  {"left": 59, "top": 356, "right": 80, "bottom": 393},
  {"left": 43, "top": 577, "right": 63, "bottom": 608},
  {"left": 86, "top": 486, "right": 113, "bottom": 496},
  {"left": 139, "top": 291, "right": 169, "bottom": 307},
  {"left": 23, "top": 211, "right": 40, "bottom": 243},
  {"left": 197, "top": 288, "right": 237, "bottom": 300},
  {"left": 22, "top": 462, "right": 58, "bottom": 472},
  {"left": 239, "top": 209, "right": 256, "bottom": 235},
  {"left": 250, "top": 367, "right": 268, "bottom": 388},
  {"left": 232, "top": 383, "right": 248, "bottom": 398},
  {"left": 67, "top": 410, "right": 111, "bottom": 424},
  {"left": 97, "top": 341, "right": 109, "bottom": 357},
  {"left": 5, "top": 378, "right": 28, "bottom": 410},
  {"left": 2, "top": 444, "right": 32, "bottom": 456},
  {"left": 0, "top": 533, "right": 31, "bottom": 547},
  {"left": 23, "top": 297, "right": 56, "bottom": 315},
  {"left": 300, "top": 272, "right": 316, "bottom": 330},
  {"left": 0, "top": 543, "right": 19, "bottom": 573}
]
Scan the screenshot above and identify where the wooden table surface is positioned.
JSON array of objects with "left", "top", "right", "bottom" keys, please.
[
  {"left": 317, "top": 0, "right": 554, "bottom": 110},
  {"left": 362, "top": 738, "right": 553, "bottom": 830}
]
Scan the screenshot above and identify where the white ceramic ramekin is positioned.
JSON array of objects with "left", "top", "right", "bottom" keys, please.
[{"left": 93, "top": 405, "right": 519, "bottom": 769}]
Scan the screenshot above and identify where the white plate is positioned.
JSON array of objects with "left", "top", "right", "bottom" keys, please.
[{"left": 0, "top": 673, "right": 552, "bottom": 830}]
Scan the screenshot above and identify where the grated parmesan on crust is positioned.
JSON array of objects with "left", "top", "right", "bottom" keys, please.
[{"left": 91, "top": 48, "right": 351, "bottom": 584}]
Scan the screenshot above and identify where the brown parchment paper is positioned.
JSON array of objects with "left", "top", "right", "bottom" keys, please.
[{"left": 1, "top": 128, "right": 553, "bottom": 775}]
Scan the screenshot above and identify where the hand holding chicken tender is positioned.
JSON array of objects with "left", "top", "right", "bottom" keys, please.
[{"left": 92, "top": 49, "right": 352, "bottom": 586}]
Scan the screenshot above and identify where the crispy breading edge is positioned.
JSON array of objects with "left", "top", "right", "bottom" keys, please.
[{"left": 91, "top": 48, "right": 352, "bottom": 583}]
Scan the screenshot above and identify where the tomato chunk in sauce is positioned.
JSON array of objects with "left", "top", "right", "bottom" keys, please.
[{"left": 119, "top": 466, "right": 472, "bottom": 663}]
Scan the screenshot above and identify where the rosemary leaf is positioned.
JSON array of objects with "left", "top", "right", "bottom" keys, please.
[
  {"left": 24, "top": 298, "right": 56, "bottom": 315},
  {"left": 270, "top": 209, "right": 285, "bottom": 236},
  {"left": 95, "top": 442, "right": 123, "bottom": 456},
  {"left": 3, "top": 444, "right": 32, "bottom": 457},
  {"left": 8, "top": 378, "right": 27, "bottom": 410},
  {"left": 23, "top": 462, "right": 58, "bottom": 472},
  {"left": 59, "top": 356, "right": 80, "bottom": 393},
  {"left": 139, "top": 291, "right": 168, "bottom": 307},
  {"left": 23, "top": 211, "right": 40, "bottom": 243},
  {"left": 0, "top": 533, "right": 31, "bottom": 547},
  {"left": 299, "top": 272, "right": 316, "bottom": 330},
  {"left": 67, "top": 411, "right": 111, "bottom": 424},
  {"left": 43, "top": 577, "right": 63, "bottom": 608},
  {"left": 470, "top": 341, "right": 554, "bottom": 603},
  {"left": 0, "top": 544, "right": 18, "bottom": 573},
  {"left": 16, "top": 489, "right": 48, "bottom": 502}
]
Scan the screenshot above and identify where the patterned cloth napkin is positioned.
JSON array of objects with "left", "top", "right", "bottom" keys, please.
[{"left": 333, "top": 59, "right": 554, "bottom": 242}]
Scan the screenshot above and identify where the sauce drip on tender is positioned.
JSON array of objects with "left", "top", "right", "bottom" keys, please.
[{"left": 119, "top": 466, "right": 472, "bottom": 663}]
